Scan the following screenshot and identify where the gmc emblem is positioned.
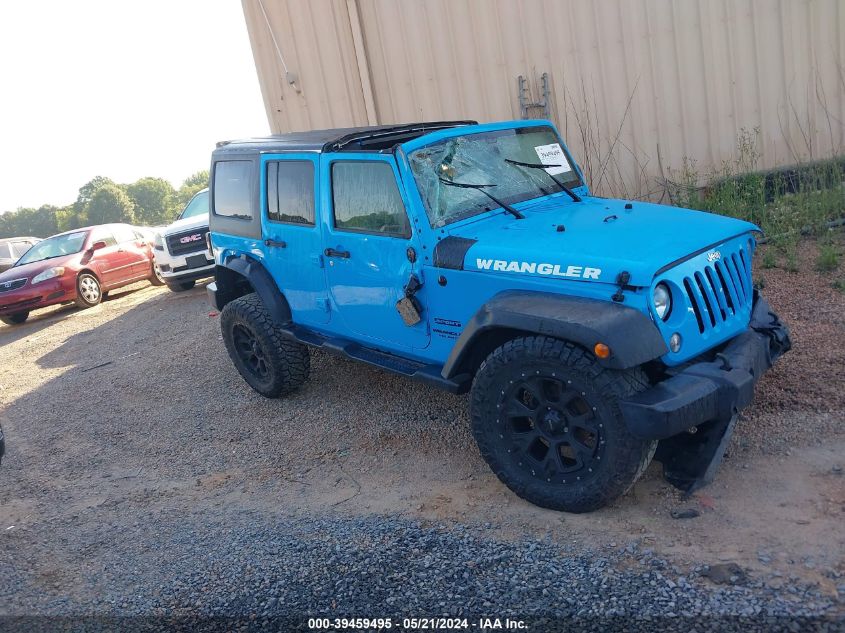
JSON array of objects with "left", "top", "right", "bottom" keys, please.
[{"left": 180, "top": 234, "right": 203, "bottom": 244}]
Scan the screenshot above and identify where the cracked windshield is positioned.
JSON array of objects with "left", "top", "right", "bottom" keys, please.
[{"left": 408, "top": 125, "right": 582, "bottom": 227}]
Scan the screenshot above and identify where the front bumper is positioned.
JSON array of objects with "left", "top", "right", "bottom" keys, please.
[
  {"left": 621, "top": 291, "right": 790, "bottom": 438},
  {"left": 155, "top": 244, "right": 214, "bottom": 282},
  {"left": 0, "top": 276, "right": 74, "bottom": 316},
  {"left": 619, "top": 291, "right": 791, "bottom": 490},
  {"left": 162, "top": 266, "right": 214, "bottom": 285}
]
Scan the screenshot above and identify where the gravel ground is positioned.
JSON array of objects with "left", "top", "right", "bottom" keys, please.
[
  {"left": 4, "top": 509, "right": 843, "bottom": 632},
  {"left": 1, "top": 240, "right": 844, "bottom": 632}
]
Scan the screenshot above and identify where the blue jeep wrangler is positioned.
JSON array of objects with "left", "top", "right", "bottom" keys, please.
[{"left": 207, "top": 120, "right": 790, "bottom": 512}]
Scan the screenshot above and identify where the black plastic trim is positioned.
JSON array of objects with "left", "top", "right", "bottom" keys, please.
[
  {"left": 164, "top": 268, "right": 214, "bottom": 284},
  {"left": 653, "top": 231, "right": 751, "bottom": 277},
  {"left": 442, "top": 290, "right": 669, "bottom": 378},
  {"left": 208, "top": 256, "right": 292, "bottom": 327},
  {"left": 433, "top": 236, "right": 477, "bottom": 270},
  {"left": 280, "top": 325, "right": 464, "bottom": 393}
]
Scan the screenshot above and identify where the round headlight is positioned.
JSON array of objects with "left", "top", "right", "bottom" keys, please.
[{"left": 653, "top": 283, "right": 671, "bottom": 320}]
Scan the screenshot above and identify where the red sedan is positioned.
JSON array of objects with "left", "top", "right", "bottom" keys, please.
[{"left": 0, "top": 223, "right": 164, "bottom": 325}]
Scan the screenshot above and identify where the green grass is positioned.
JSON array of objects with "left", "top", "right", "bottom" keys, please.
[
  {"left": 668, "top": 128, "right": 845, "bottom": 272},
  {"left": 815, "top": 242, "right": 840, "bottom": 272},
  {"left": 761, "top": 249, "right": 778, "bottom": 269}
]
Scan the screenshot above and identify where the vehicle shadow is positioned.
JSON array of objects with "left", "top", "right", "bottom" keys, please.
[{"left": 0, "top": 282, "right": 154, "bottom": 348}]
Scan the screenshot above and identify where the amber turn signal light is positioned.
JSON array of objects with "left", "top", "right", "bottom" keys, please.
[{"left": 594, "top": 343, "right": 611, "bottom": 359}]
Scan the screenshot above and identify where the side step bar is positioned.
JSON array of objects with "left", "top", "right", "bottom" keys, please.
[{"left": 280, "top": 325, "right": 469, "bottom": 394}]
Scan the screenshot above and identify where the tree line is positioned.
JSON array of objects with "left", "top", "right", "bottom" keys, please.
[{"left": 0, "top": 171, "right": 209, "bottom": 239}]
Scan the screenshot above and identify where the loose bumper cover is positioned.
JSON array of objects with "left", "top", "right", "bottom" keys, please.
[{"left": 619, "top": 291, "right": 791, "bottom": 491}]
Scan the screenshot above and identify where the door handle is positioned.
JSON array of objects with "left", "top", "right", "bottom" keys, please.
[
  {"left": 324, "top": 248, "right": 350, "bottom": 259},
  {"left": 264, "top": 239, "right": 287, "bottom": 248}
]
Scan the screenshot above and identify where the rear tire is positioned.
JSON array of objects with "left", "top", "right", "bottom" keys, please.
[
  {"left": 220, "top": 293, "right": 310, "bottom": 397},
  {"left": 470, "top": 336, "right": 656, "bottom": 513},
  {"left": 167, "top": 280, "right": 195, "bottom": 292},
  {"left": 1, "top": 312, "right": 29, "bottom": 325},
  {"left": 74, "top": 273, "right": 102, "bottom": 308}
]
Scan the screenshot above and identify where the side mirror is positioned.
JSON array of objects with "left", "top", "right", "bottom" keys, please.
[{"left": 90, "top": 241, "right": 107, "bottom": 251}]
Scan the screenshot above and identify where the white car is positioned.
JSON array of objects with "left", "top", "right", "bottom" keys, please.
[{"left": 153, "top": 188, "right": 213, "bottom": 292}]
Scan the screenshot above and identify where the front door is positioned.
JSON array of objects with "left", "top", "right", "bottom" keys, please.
[
  {"left": 260, "top": 153, "right": 330, "bottom": 325},
  {"left": 321, "top": 155, "right": 429, "bottom": 352}
]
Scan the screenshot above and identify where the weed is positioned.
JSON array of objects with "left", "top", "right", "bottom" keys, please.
[
  {"left": 667, "top": 128, "right": 845, "bottom": 272},
  {"left": 832, "top": 278, "right": 845, "bottom": 293},
  {"left": 784, "top": 244, "right": 800, "bottom": 273},
  {"left": 761, "top": 249, "right": 778, "bottom": 269},
  {"left": 816, "top": 243, "right": 840, "bottom": 272}
]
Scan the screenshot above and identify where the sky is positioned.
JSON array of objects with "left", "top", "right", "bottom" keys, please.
[{"left": 0, "top": 0, "right": 269, "bottom": 212}]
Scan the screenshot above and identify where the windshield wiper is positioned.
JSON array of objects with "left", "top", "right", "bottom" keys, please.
[
  {"left": 438, "top": 178, "right": 524, "bottom": 220},
  {"left": 504, "top": 158, "right": 582, "bottom": 202},
  {"left": 15, "top": 253, "right": 64, "bottom": 267}
]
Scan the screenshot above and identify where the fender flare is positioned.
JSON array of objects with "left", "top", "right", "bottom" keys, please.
[
  {"left": 442, "top": 290, "right": 668, "bottom": 378},
  {"left": 211, "top": 255, "right": 292, "bottom": 326}
]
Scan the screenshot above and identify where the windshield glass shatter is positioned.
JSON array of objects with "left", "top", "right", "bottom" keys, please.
[{"left": 408, "top": 125, "right": 581, "bottom": 227}]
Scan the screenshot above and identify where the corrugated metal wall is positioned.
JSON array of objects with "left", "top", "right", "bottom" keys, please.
[{"left": 242, "top": 0, "right": 845, "bottom": 197}]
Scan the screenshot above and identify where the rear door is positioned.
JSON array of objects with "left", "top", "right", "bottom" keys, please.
[
  {"left": 112, "top": 225, "right": 151, "bottom": 279},
  {"left": 320, "top": 154, "right": 429, "bottom": 351},
  {"left": 260, "top": 153, "right": 330, "bottom": 325}
]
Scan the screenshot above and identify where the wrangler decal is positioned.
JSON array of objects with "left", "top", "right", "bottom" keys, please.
[{"left": 475, "top": 258, "right": 601, "bottom": 280}]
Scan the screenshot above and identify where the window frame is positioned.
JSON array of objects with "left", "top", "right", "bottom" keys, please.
[
  {"left": 264, "top": 159, "right": 316, "bottom": 227},
  {"left": 329, "top": 159, "right": 412, "bottom": 239}
]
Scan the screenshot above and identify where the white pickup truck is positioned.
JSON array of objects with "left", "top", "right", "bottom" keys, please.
[{"left": 153, "top": 188, "right": 213, "bottom": 292}]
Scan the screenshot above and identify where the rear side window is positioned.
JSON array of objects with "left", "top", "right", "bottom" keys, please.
[
  {"left": 331, "top": 162, "right": 409, "bottom": 237},
  {"left": 90, "top": 228, "right": 117, "bottom": 247},
  {"left": 113, "top": 226, "right": 137, "bottom": 244},
  {"left": 213, "top": 161, "right": 253, "bottom": 220},
  {"left": 266, "top": 161, "right": 314, "bottom": 225}
]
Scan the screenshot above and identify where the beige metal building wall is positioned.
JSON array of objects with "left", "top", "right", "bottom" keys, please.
[{"left": 242, "top": 0, "right": 845, "bottom": 197}]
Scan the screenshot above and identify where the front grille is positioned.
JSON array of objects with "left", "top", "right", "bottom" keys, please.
[
  {"left": 166, "top": 228, "right": 210, "bottom": 257},
  {"left": 681, "top": 248, "right": 752, "bottom": 333},
  {"left": 0, "top": 278, "right": 27, "bottom": 294}
]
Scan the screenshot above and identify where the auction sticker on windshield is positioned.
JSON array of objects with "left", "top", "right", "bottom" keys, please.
[{"left": 533, "top": 143, "right": 572, "bottom": 175}]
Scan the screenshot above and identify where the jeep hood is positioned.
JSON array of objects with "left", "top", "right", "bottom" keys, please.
[{"left": 448, "top": 197, "right": 758, "bottom": 287}]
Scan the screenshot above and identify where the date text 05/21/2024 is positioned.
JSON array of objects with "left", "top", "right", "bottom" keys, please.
[{"left": 308, "top": 617, "right": 528, "bottom": 630}]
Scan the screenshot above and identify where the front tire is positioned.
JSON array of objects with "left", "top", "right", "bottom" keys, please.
[
  {"left": 149, "top": 263, "right": 166, "bottom": 286},
  {"left": 74, "top": 273, "right": 102, "bottom": 308},
  {"left": 220, "top": 293, "right": 310, "bottom": 398},
  {"left": 470, "top": 336, "right": 656, "bottom": 513},
  {"left": 1, "top": 312, "right": 29, "bottom": 325},
  {"left": 167, "top": 280, "right": 195, "bottom": 292}
]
